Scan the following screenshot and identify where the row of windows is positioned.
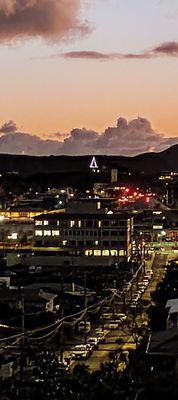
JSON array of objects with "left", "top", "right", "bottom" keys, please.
[
  {"left": 35, "top": 219, "right": 128, "bottom": 228},
  {"left": 85, "top": 249, "right": 125, "bottom": 257},
  {"left": 62, "top": 230, "right": 126, "bottom": 237},
  {"left": 35, "top": 230, "right": 60, "bottom": 237},
  {"left": 35, "top": 229, "right": 126, "bottom": 238},
  {"left": 62, "top": 240, "right": 120, "bottom": 247}
]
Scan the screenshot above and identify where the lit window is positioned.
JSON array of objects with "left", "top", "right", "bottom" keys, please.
[
  {"left": 119, "top": 250, "right": 125, "bottom": 256},
  {"left": 35, "top": 230, "right": 43, "bottom": 236},
  {"left": 85, "top": 250, "right": 93, "bottom": 256},
  {"left": 8, "top": 233, "right": 18, "bottom": 240},
  {"left": 44, "top": 230, "right": 51, "bottom": 236},
  {"left": 111, "top": 250, "right": 118, "bottom": 256},
  {"left": 78, "top": 220, "right": 81, "bottom": 228},
  {"left": 62, "top": 240, "right": 67, "bottom": 246},
  {"left": 70, "top": 220, "right": 75, "bottom": 227},
  {"left": 98, "top": 221, "right": 101, "bottom": 228},
  {"left": 95, "top": 241, "right": 99, "bottom": 245},
  {"left": 52, "top": 230, "right": 60, "bottom": 236},
  {"left": 44, "top": 220, "right": 49, "bottom": 226},
  {"left": 102, "top": 250, "right": 110, "bottom": 256},
  {"left": 94, "top": 250, "right": 101, "bottom": 256},
  {"left": 57, "top": 221, "right": 60, "bottom": 226},
  {"left": 35, "top": 221, "right": 42, "bottom": 226},
  {"left": 97, "top": 202, "right": 101, "bottom": 210}
]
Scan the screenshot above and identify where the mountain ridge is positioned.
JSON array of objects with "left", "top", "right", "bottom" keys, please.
[{"left": 0, "top": 144, "right": 178, "bottom": 176}]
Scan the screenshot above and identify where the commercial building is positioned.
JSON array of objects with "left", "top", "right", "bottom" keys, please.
[{"left": 34, "top": 210, "right": 133, "bottom": 266}]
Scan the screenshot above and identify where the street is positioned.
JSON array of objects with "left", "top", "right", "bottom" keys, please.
[{"left": 70, "top": 251, "right": 170, "bottom": 372}]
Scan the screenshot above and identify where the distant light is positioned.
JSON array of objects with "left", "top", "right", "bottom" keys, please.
[
  {"left": 89, "top": 156, "right": 99, "bottom": 170},
  {"left": 8, "top": 233, "right": 18, "bottom": 240}
]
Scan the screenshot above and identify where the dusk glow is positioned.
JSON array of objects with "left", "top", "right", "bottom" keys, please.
[{"left": 0, "top": 0, "right": 178, "bottom": 155}]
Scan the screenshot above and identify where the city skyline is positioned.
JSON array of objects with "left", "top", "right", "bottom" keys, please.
[{"left": 0, "top": 0, "right": 178, "bottom": 155}]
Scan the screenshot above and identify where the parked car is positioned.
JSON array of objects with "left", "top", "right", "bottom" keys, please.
[
  {"left": 102, "top": 313, "right": 113, "bottom": 320},
  {"left": 107, "top": 320, "right": 119, "bottom": 330},
  {"left": 115, "top": 313, "right": 127, "bottom": 322},
  {"left": 95, "top": 330, "right": 108, "bottom": 343},
  {"left": 87, "top": 337, "right": 99, "bottom": 350},
  {"left": 132, "top": 294, "right": 140, "bottom": 302},
  {"left": 72, "top": 345, "right": 91, "bottom": 360}
]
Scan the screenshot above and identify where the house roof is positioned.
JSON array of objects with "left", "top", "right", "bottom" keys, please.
[
  {"left": 169, "top": 304, "right": 178, "bottom": 314},
  {"left": 147, "top": 327, "right": 178, "bottom": 356},
  {"left": 0, "top": 288, "right": 57, "bottom": 304},
  {"left": 166, "top": 299, "right": 178, "bottom": 309},
  {"left": 26, "top": 282, "right": 95, "bottom": 297}
]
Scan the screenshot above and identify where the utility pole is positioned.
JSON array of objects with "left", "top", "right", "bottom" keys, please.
[
  {"left": 18, "top": 288, "right": 25, "bottom": 382},
  {"left": 84, "top": 272, "right": 87, "bottom": 344},
  {"left": 112, "top": 279, "right": 116, "bottom": 318},
  {"left": 122, "top": 291, "right": 126, "bottom": 313},
  {"left": 60, "top": 278, "right": 64, "bottom": 362},
  {"left": 101, "top": 303, "right": 104, "bottom": 332}
]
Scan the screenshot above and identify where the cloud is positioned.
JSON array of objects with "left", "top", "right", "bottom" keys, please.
[
  {"left": 61, "top": 41, "right": 178, "bottom": 61},
  {"left": 153, "top": 41, "right": 178, "bottom": 56},
  {"left": 0, "top": 117, "right": 178, "bottom": 156},
  {"left": 62, "top": 51, "right": 152, "bottom": 60},
  {"left": 0, "top": 120, "right": 18, "bottom": 133},
  {"left": 0, "top": 0, "right": 89, "bottom": 43}
]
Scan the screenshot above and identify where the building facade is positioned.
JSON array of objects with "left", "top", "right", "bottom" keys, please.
[{"left": 34, "top": 212, "right": 133, "bottom": 265}]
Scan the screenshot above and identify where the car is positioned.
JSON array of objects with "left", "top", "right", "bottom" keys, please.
[
  {"left": 115, "top": 313, "right": 127, "bottom": 322},
  {"left": 125, "top": 283, "right": 132, "bottom": 291},
  {"left": 132, "top": 294, "right": 140, "bottom": 302},
  {"left": 72, "top": 344, "right": 91, "bottom": 360},
  {"left": 58, "top": 361, "right": 70, "bottom": 372},
  {"left": 87, "top": 337, "right": 99, "bottom": 350},
  {"left": 146, "top": 269, "right": 153, "bottom": 274},
  {"left": 134, "top": 290, "right": 142, "bottom": 296},
  {"left": 130, "top": 302, "right": 137, "bottom": 309},
  {"left": 102, "top": 313, "right": 113, "bottom": 320},
  {"left": 96, "top": 330, "right": 108, "bottom": 343},
  {"left": 142, "top": 279, "right": 149, "bottom": 286},
  {"left": 144, "top": 274, "right": 151, "bottom": 281},
  {"left": 137, "top": 285, "right": 145, "bottom": 293},
  {"left": 107, "top": 320, "right": 119, "bottom": 330}
]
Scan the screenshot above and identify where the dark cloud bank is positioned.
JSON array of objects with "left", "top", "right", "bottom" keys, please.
[
  {"left": 0, "top": 0, "right": 89, "bottom": 43},
  {"left": 0, "top": 117, "right": 177, "bottom": 156}
]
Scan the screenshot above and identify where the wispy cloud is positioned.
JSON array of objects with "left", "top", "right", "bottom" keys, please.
[{"left": 60, "top": 41, "right": 178, "bottom": 61}]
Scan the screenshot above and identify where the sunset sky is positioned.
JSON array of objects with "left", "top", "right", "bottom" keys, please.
[{"left": 0, "top": 0, "right": 178, "bottom": 155}]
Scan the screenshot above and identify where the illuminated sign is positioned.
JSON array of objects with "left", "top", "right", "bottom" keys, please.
[{"left": 89, "top": 156, "right": 99, "bottom": 170}]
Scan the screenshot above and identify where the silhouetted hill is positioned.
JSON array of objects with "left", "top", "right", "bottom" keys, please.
[{"left": 0, "top": 144, "right": 178, "bottom": 176}]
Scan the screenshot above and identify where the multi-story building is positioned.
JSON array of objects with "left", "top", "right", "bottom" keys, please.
[{"left": 34, "top": 211, "right": 133, "bottom": 266}]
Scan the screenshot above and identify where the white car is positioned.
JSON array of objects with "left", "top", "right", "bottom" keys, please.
[
  {"left": 87, "top": 337, "right": 99, "bottom": 350},
  {"left": 72, "top": 345, "right": 91, "bottom": 360}
]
